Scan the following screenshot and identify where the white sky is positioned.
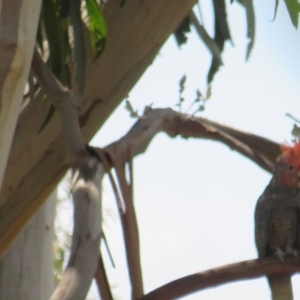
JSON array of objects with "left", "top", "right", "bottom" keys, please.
[{"left": 58, "top": 1, "right": 300, "bottom": 299}]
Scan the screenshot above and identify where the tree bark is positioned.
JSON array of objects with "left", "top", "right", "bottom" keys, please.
[
  {"left": 0, "top": 191, "right": 56, "bottom": 300},
  {"left": 0, "top": 0, "right": 42, "bottom": 190}
]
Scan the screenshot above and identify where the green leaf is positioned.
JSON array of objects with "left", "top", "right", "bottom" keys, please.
[
  {"left": 125, "top": 99, "right": 139, "bottom": 118},
  {"left": 39, "top": 105, "right": 56, "bottom": 134},
  {"left": 28, "top": 73, "right": 35, "bottom": 103},
  {"left": 236, "top": 0, "right": 255, "bottom": 60},
  {"left": 43, "top": 0, "right": 66, "bottom": 77},
  {"left": 179, "top": 75, "right": 186, "bottom": 93},
  {"left": 85, "top": 0, "right": 107, "bottom": 58},
  {"left": 70, "top": 0, "right": 86, "bottom": 95},
  {"left": 174, "top": 16, "right": 191, "bottom": 46},
  {"left": 271, "top": 0, "right": 280, "bottom": 21},
  {"left": 292, "top": 124, "right": 300, "bottom": 138},
  {"left": 208, "top": 0, "right": 232, "bottom": 83},
  {"left": 196, "top": 89, "right": 202, "bottom": 99},
  {"left": 42, "top": 0, "right": 70, "bottom": 83},
  {"left": 36, "top": 18, "right": 44, "bottom": 54},
  {"left": 284, "top": 0, "right": 299, "bottom": 28}
]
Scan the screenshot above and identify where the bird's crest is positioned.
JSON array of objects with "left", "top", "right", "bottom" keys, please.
[{"left": 280, "top": 141, "right": 300, "bottom": 167}]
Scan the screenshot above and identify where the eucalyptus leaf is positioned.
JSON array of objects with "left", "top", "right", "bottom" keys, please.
[
  {"left": 70, "top": 0, "right": 86, "bottom": 95},
  {"left": 39, "top": 105, "right": 56, "bottom": 134},
  {"left": 85, "top": 0, "right": 107, "bottom": 58},
  {"left": 236, "top": 0, "right": 255, "bottom": 60},
  {"left": 42, "top": 0, "right": 70, "bottom": 83},
  {"left": 284, "top": 0, "right": 299, "bottom": 28},
  {"left": 271, "top": 0, "right": 280, "bottom": 21}
]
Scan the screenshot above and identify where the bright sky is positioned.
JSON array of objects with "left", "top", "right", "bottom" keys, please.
[{"left": 58, "top": 1, "right": 300, "bottom": 299}]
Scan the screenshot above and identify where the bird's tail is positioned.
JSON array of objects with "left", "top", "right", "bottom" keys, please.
[{"left": 268, "top": 275, "right": 293, "bottom": 300}]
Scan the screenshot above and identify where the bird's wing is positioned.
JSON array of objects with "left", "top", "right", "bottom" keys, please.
[{"left": 254, "top": 194, "right": 271, "bottom": 257}]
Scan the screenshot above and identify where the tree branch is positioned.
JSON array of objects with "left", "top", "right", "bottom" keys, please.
[
  {"left": 31, "top": 48, "right": 87, "bottom": 164},
  {"left": 94, "top": 149, "right": 144, "bottom": 299},
  {"left": 50, "top": 161, "right": 103, "bottom": 300},
  {"left": 139, "top": 256, "right": 300, "bottom": 300},
  {"left": 88, "top": 108, "right": 280, "bottom": 299},
  {"left": 113, "top": 158, "right": 144, "bottom": 298},
  {"left": 98, "top": 108, "right": 277, "bottom": 174}
]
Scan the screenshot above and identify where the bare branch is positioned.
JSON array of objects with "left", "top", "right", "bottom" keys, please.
[
  {"left": 94, "top": 149, "right": 144, "bottom": 299},
  {"left": 31, "top": 48, "right": 87, "bottom": 164},
  {"left": 139, "top": 256, "right": 300, "bottom": 300},
  {"left": 50, "top": 161, "right": 103, "bottom": 300},
  {"left": 113, "top": 158, "right": 144, "bottom": 298},
  {"left": 99, "top": 108, "right": 277, "bottom": 174}
]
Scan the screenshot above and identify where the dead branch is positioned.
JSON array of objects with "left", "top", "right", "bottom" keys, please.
[
  {"left": 95, "top": 149, "right": 144, "bottom": 299},
  {"left": 113, "top": 158, "right": 144, "bottom": 298},
  {"left": 31, "top": 48, "right": 87, "bottom": 164},
  {"left": 97, "top": 108, "right": 277, "bottom": 174},
  {"left": 139, "top": 256, "right": 300, "bottom": 300}
]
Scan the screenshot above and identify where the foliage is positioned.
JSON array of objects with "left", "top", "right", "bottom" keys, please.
[
  {"left": 36, "top": 0, "right": 107, "bottom": 131},
  {"left": 175, "top": 74, "right": 209, "bottom": 115}
]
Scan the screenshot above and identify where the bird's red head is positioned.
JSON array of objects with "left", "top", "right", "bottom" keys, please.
[{"left": 276, "top": 141, "right": 300, "bottom": 188}]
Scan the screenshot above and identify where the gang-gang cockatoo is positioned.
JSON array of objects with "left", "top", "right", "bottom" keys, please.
[{"left": 255, "top": 141, "right": 300, "bottom": 300}]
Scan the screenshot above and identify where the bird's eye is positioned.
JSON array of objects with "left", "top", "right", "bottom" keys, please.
[{"left": 289, "top": 165, "right": 294, "bottom": 170}]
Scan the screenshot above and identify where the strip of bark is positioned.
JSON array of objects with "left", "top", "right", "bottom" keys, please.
[
  {"left": 94, "top": 255, "right": 113, "bottom": 300},
  {"left": 113, "top": 158, "right": 144, "bottom": 298},
  {"left": 94, "top": 149, "right": 144, "bottom": 299},
  {"left": 139, "top": 256, "right": 300, "bottom": 300}
]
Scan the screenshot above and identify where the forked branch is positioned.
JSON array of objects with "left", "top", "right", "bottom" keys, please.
[{"left": 31, "top": 48, "right": 87, "bottom": 164}]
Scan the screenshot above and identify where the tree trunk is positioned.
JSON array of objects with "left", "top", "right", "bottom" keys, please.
[
  {"left": 0, "top": 0, "right": 42, "bottom": 190},
  {"left": 0, "top": 191, "right": 56, "bottom": 300}
]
